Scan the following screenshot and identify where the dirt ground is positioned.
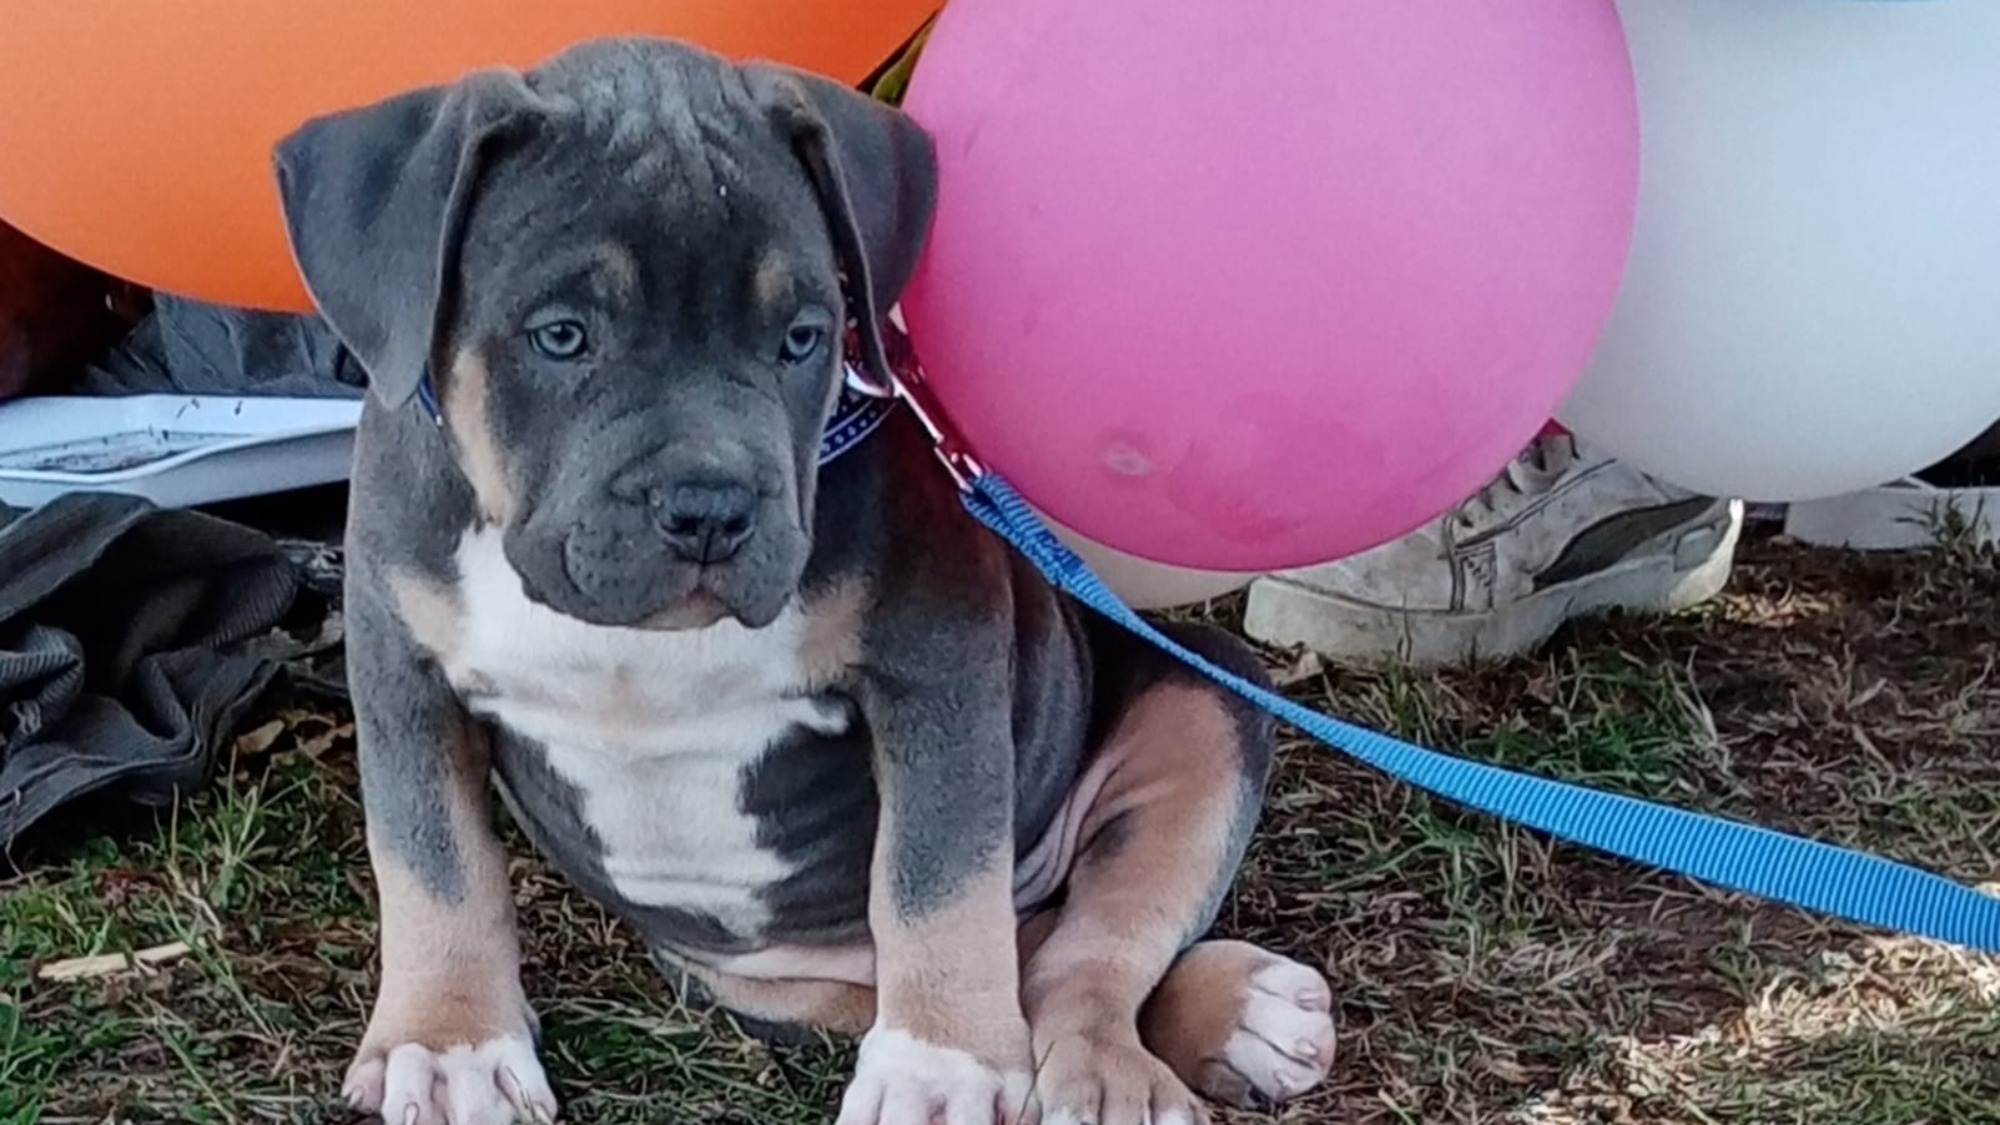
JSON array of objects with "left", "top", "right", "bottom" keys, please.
[{"left": 6, "top": 526, "right": 1999, "bottom": 1124}]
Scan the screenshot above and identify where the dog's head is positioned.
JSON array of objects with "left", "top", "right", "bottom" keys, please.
[{"left": 274, "top": 38, "right": 936, "bottom": 630}]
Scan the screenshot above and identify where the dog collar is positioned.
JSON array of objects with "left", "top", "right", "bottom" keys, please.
[
  {"left": 819, "top": 374, "right": 897, "bottom": 466},
  {"left": 410, "top": 354, "right": 898, "bottom": 469}
]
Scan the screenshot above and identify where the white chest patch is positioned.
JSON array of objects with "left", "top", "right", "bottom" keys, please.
[{"left": 442, "top": 527, "right": 849, "bottom": 937}]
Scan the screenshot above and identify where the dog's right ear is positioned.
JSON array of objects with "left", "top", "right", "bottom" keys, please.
[{"left": 273, "top": 71, "right": 540, "bottom": 409}]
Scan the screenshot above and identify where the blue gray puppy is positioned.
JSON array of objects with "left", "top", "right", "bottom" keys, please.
[{"left": 275, "top": 36, "right": 1334, "bottom": 1125}]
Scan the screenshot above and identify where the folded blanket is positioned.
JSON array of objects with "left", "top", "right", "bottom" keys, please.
[{"left": 0, "top": 493, "right": 298, "bottom": 847}]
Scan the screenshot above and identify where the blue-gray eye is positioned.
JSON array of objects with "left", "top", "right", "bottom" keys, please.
[
  {"left": 780, "top": 324, "right": 826, "bottom": 365},
  {"left": 529, "top": 319, "right": 589, "bottom": 360}
]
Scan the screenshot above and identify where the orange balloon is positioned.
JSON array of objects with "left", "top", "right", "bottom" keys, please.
[{"left": 0, "top": 3, "right": 936, "bottom": 311}]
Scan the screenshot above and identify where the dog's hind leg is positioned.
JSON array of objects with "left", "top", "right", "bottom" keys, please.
[
  {"left": 1019, "top": 626, "right": 1334, "bottom": 1124},
  {"left": 1136, "top": 937, "right": 1336, "bottom": 1113}
]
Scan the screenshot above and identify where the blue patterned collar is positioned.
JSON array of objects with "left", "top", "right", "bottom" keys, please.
[{"left": 817, "top": 373, "right": 897, "bottom": 466}]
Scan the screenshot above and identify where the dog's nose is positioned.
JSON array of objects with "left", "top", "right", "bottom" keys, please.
[{"left": 655, "top": 480, "right": 757, "bottom": 564}]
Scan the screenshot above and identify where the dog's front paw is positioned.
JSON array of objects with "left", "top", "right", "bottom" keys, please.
[
  {"left": 835, "top": 1026, "right": 1037, "bottom": 1125},
  {"left": 1034, "top": 1031, "right": 1207, "bottom": 1125},
  {"left": 344, "top": 1035, "right": 557, "bottom": 1125}
]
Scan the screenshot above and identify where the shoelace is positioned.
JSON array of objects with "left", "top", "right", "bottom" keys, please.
[{"left": 1455, "top": 435, "right": 1577, "bottom": 525}]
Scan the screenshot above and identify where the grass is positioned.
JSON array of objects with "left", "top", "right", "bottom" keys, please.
[{"left": 6, "top": 529, "right": 2000, "bottom": 1123}]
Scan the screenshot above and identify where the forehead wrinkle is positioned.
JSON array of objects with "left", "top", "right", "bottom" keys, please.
[
  {"left": 473, "top": 245, "right": 639, "bottom": 335},
  {"left": 693, "top": 112, "right": 753, "bottom": 188},
  {"left": 495, "top": 55, "right": 831, "bottom": 337},
  {"left": 460, "top": 158, "right": 590, "bottom": 276}
]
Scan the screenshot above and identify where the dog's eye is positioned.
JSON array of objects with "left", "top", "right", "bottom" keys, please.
[
  {"left": 528, "top": 319, "right": 590, "bottom": 361},
  {"left": 779, "top": 324, "right": 825, "bottom": 366}
]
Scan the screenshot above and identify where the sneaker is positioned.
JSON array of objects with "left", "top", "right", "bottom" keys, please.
[
  {"left": 1782, "top": 419, "right": 2000, "bottom": 551},
  {"left": 1241, "top": 435, "right": 1743, "bottom": 668}
]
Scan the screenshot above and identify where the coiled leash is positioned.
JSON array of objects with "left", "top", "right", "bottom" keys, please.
[{"left": 843, "top": 325, "right": 2000, "bottom": 956}]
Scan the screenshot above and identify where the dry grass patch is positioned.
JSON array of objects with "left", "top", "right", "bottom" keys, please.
[{"left": 7, "top": 532, "right": 1998, "bottom": 1123}]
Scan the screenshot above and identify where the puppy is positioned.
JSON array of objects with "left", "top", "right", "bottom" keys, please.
[{"left": 274, "top": 37, "right": 1334, "bottom": 1125}]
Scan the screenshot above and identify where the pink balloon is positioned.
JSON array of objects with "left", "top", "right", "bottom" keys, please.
[{"left": 902, "top": 0, "right": 1638, "bottom": 570}]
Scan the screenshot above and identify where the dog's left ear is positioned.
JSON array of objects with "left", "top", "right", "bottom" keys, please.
[{"left": 746, "top": 64, "right": 939, "bottom": 338}]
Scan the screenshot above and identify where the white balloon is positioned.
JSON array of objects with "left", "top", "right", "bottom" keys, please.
[
  {"left": 1034, "top": 506, "right": 1260, "bottom": 610},
  {"left": 1559, "top": 0, "right": 2000, "bottom": 501}
]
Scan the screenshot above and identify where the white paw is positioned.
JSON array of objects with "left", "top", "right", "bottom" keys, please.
[
  {"left": 836, "top": 1026, "right": 1036, "bottom": 1125},
  {"left": 1219, "top": 959, "right": 1335, "bottom": 1104},
  {"left": 344, "top": 1035, "right": 557, "bottom": 1125}
]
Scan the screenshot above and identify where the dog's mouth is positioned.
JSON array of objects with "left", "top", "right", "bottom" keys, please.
[
  {"left": 636, "top": 567, "right": 807, "bottom": 632},
  {"left": 636, "top": 585, "right": 734, "bottom": 632},
  {"left": 564, "top": 564, "right": 795, "bottom": 632},
  {"left": 516, "top": 562, "right": 792, "bottom": 633},
  {"left": 504, "top": 517, "right": 801, "bottom": 632}
]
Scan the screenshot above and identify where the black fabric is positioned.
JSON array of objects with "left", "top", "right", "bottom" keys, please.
[
  {"left": 78, "top": 292, "right": 364, "bottom": 399},
  {"left": 1920, "top": 418, "right": 2000, "bottom": 488},
  {"left": 0, "top": 493, "right": 299, "bottom": 847}
]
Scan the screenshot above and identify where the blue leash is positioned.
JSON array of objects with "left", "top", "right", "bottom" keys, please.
[
  {"left": 960, "top": 471, "right": 2000, "bottom": 954},
  {"left": 838, "top": 317, "right": 2000, "bottom": 954}
]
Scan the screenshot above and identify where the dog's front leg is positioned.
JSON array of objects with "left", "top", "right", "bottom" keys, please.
[
  {"left": 838, "top": 661, "right": 1036, "bottom": 1125},
  {"left": 341, "top": 589, "right": 556, "bottom": 1125}
]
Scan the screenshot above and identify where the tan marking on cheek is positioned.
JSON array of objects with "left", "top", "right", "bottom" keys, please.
[
  {"left": 387, "top": 570, "right": 465, "bottom": 664},
  {"left": 799, "top": 578, "right": 868, "bottom": 688},
  {"left": 753, "top": 250, "right": 794, "bottom": 311},
  {"left": 442, "top": 349, "right": 513, "bottom": 524}
]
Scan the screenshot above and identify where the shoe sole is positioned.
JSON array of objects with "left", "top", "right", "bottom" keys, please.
[{"left": 1242, "top": 499, "right": 1744, "bottom": 669}]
